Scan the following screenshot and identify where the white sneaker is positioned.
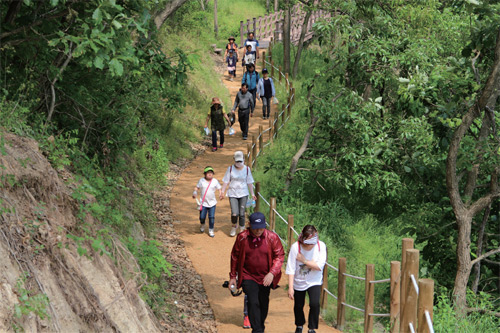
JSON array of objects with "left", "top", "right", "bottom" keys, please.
[
  {"left": 200, "top": 224, "right": 205, "bottom": 233},
  {"left": 209, "top": 229, "right": 215, "bottom": 237},
  {"left": 239, "top": 226, "right": 246, "bottom": 233},
  {"left": 230, "top": 226, "right": 237, "bottom": 237}
]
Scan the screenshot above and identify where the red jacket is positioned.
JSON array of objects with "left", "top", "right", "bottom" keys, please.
[{"left": 230, "top": 229, "right": 285, "bottom": 289}]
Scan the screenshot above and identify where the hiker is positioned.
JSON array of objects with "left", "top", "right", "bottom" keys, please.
[
  {"left": 220, "top": 150, "right": 256, "bottom": 236},
  {"left": 242, "top": 64, "right": 259, "bottom": 117},
  {"left": 229, "top": 212, "right": 285, "bottom": 333},
  {"left": 227, "top": 49, "right": 238, "bottom": 81},
  {"left": 244, "top": 32, "right": 260, "bottom": 59},
  {"left": 286, "top": 225, "right": 327, "bottom": 333},
  {"left": 205, "top": 97, "right": 231, "bottom": 151},
  {"left": 242, "top": 44, "right": 256, "bottom": 71},
  {"left": 225, "top": 36, "right": 239, "bottom": 60},
  {"left": 256, "top": 68, "right": 275, "bottom": 120},
  {"left": 231, "top": 83, "right": 254, "bottom": 140},
  {"left": 192, "top": 166, "right": 222, "bottom": 238}
]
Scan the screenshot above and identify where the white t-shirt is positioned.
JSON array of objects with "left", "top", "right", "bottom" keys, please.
[
  {"left": 196, "top": 178, "right": 221, "bottom": 208},
  {"left": 222, "top": 165, "right": 254, "bottom": 198},
  {"left": 286, "top": 241, "right": 327, "bottom": 291}
]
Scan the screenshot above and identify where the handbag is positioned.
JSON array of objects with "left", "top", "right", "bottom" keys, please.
[{"left": 197, "top": 179, "right": 213, "bottom": 211}]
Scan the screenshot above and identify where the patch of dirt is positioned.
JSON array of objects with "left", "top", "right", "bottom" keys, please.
[
  {"left": 0, "top": 131, "right": 160, "bottom": 332},
  {"left": 152, "top": 142, "right": 217, "bottom": 332}
]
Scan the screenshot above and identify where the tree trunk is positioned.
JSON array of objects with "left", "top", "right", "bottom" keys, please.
[
  {"left": 292, "top": 9, "right": 312, "bottom": 78},
  {"left": 446, "top": 27, "right": 500, "bottom": 310},
  {"left": 472, "top": 205, "right": 491, "bottom": 293},
  {"left": 3, "top": 0, "right": 22, "bottom": 25},
  {"left": 274, "top": 0, "right": 279, "bottom": 12},
  {"left": 266, "top": 0, "right": 270, "bottom": 13},
  {"left": 154, "top": 0, "right": 190, "bottom": 30},
  {"left": 214, "top": 0, "right": 218, "bottom": 38},
  {"left": 283, "top": 0, "right": 291, "bottom": 74}
]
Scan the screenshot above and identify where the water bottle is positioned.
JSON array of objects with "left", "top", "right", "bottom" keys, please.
[
  {"left": 230, "top": 284, "right": 236, "bottom": 293},
  {"left": 204, "top": 127, "right": 210, "bottom": 135},
  {"left": 246, "top": 199, "right": 256, "bottom": 208}
]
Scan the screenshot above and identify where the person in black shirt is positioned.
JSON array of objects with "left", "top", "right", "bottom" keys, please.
[{"left": 256, "top": 68, "right": 276, "bottom": 119}]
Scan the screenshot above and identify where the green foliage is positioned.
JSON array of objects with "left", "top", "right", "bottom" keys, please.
[
  {"left": 13, "top": 274, "right": 50, "bottom": 331},
  {"left": 127, "top": 238, "right": 172, "bottom": 281},
  {"left": 433, "top": 289, "right": 500, "bottom": 332}
]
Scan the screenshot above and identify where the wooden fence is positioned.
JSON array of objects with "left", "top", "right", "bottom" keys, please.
[
  {"left": 239, "top": 4, "right": 331, "bottom": 46},
  {"left": 244, "top": 41, "right": 435, "bottom": 333}
]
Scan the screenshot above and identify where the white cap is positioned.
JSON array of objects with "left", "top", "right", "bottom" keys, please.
[{"left": 234, "top": 151, "right": 244, "bottom": 162}]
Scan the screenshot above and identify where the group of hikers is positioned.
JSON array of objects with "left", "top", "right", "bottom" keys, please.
[
  {"left": 193, "top": 150, "right": 327, "bottom": 333},
  {"left": 206, "top": 33, "right": 277, "bottom": 150}
]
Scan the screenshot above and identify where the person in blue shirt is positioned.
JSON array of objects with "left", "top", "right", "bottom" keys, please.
[
  {"left": 242, "top": 63, "right": 259, "bottom": 114},
  {"left": 244, "top": 32, "right": 260, "bottom": 60},
  {"left": 256, "top": 68, "right": 276, "bottom": 119}
]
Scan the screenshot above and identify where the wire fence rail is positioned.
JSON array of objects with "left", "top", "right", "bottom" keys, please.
[{"left": 247, "top": 41, "right": 435, "bottom": 333}]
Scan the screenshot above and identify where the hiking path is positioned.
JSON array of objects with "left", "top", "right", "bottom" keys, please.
[{"left": 170, "top": 48, "right": 340, "bottom": 333}]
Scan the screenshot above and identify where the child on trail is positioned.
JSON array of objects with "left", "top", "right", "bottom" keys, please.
[
  {"left": 227, "top": 49, "right": 238, "bottom": 81},
  {"left": 225, "top": 36, "right": 239, "bottom": 60},
  {"left": 192, "top": 166, "right": 222, "bottom": 238},
  {"left": 206, "top": 97, "right": 231, "bottom": 151},
  {"left": 242, "top": 44, "right": 255, "bottom": 72},
  {"left": 244, "top": 32, "right": 260, "bottom": 59},
  {"left": 257, "top": 68, "right": 276, "bottom": 119}
]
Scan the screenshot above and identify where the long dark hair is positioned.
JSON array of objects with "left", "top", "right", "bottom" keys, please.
[{"left": 298, "top": 225, "right": 318, "bottom": 244}]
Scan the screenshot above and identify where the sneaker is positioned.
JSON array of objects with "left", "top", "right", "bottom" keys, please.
[
  {"left": 208, "top": 229, "right": 215, "bottom": 237},
  {"left": 230, "top": 77, "right": 234, "bottom": 82},
  {"left": 230, "top": 226, "right": 237, "bottom": 237},
  {"left": 239, "top": 226, "right": 246, "bottom": 233},
  {"left": 212, "top": 147, "right": 217, "bottom": 152},
  {"left": 243, "top": 136, "right": 247, "bottom": 140},
  {"left": 200, "top": 224, "right": 205, "bottom": 233},
  {"left": 307, "top": 330, "right": 316, "bottom": 333},
  {"left": 219, "top": 144, "right": 223, "bottom": 148},
  {"left": 243, "top": 315, "right": 251, "bottom": 329},
  {"left": 295, "top": 327, "right": 303, "bottom": 333}
]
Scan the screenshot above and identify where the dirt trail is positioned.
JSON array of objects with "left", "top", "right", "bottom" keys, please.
[{"left": 170, "top": 49, "right": 339, "bottom": 332}]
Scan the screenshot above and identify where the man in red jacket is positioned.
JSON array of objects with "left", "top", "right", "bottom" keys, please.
[{"left": 229, "top": 212, "right": 285, "bottom": 332}]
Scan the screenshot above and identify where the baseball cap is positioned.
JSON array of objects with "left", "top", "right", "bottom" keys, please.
[
  {"left": 234, "top": 151, "right": 244, "bottom": 162},
  {"left": 250, "top": 212, "right": 266, "bottom": 229},
  {"left": 262, "top": 68, "right": 268, "bottom": 74}
]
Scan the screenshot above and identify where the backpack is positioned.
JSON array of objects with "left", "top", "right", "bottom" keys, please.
[{"left": 243, "top": 71, "right": 259, "bottom": 87}]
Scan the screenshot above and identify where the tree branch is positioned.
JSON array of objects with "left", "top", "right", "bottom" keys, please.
[
  {"left": 1, "top": 9, "right": 69, "bottom": 40},
  {"left": 470, "top": 247, "right": 500, "bottom": 268},
  {"left": 47, "top": 42, "right": 73, "bottom": 122}
]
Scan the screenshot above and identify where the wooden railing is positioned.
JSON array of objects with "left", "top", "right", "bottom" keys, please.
[
  {"left": 244, "top": 41, "right": 435, "bottom": 333},
  {"left": 239, "top": 4, "right": 331, "bottom": 46}
]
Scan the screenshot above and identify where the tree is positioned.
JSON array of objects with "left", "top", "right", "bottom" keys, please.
[
  {"left": 446, "top": 27, "right": 500, "bottom": 310},
  {"left": 154, "top": 0, "right": 190, "bottom": 30},
  {"left": 214, "top": 0, "right": 218, "bottom": 38},
  {"left": 292, "top": 1, "right": 314, "bottom": 78},
  {"left": 283, "top": 0, "right": 291, "bottom": 73}
]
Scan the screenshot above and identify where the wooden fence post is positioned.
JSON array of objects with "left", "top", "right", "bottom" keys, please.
[
  {"left": 417, "top": 279, "right": 434, "bottom": 333},
  {"left": 281, "top": 104, "right": 286, "bottom": 124},
  {"left": 269, "top": 197, "right": 276, "bottom": 231},
  {"left": 255, "top": 182, "right": 261, "bottom": 212},
  {"left": 287, "top": 214, "right": 294, "bottom": 250},
  {"left": 401, "top": 249, "right": 419, "bottom": 332},
  {"left": 252, "top": 135, "right": 257, "bottom": 167},
  {"left": 273, "top": 111, "right": 279, "bottom": 138},
  {"left": 364, "top": 264, "right": 375, "bottom": 333},
  {"left": 320, "top": 261, "right": 328, "bottom": 311},
  {"left": 390, "top": 261, "right": 401, "bottom": 333},
  {"left": 253, "top": 17, "right": 257, "bottom": 34},
  {"left": 258, "top": 125, "right": 263, "bottom": 152},
  {"left": 269, "top": 116, "right": 273, "bottom": 141},
  {"left": 247, "top": 143, "right": 252, "bottom": 164},
  {"left": 262, "top": 51, "right": 266, "bottom": 68},
  {"left": 240, "top": 21, "right": 244, "bottom": 46},
  {"left": 285, "top": 73, "right": 289, "bottom": 89},
  {"left": 400, "top": 238, "right": 414, "bottom": 321},
  {"left": 337, "top": 257, "right": 347, "bottom": 331}
]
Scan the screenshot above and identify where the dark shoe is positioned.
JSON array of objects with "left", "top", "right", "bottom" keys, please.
[
  {"left": 295, "top": 327, "right": 303, "bottom": 333},
  {"left": 307, "top": 330, "right": 316, "bottom": 333},
  {"left": 219, "top": 144, "right": 223, "bottom": 148},
  {"left": 212, "top": 147, "right": 217, "bottom": 152},
  {"left": 243, "top": 136, "right": 247, "bottom": 140}
]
